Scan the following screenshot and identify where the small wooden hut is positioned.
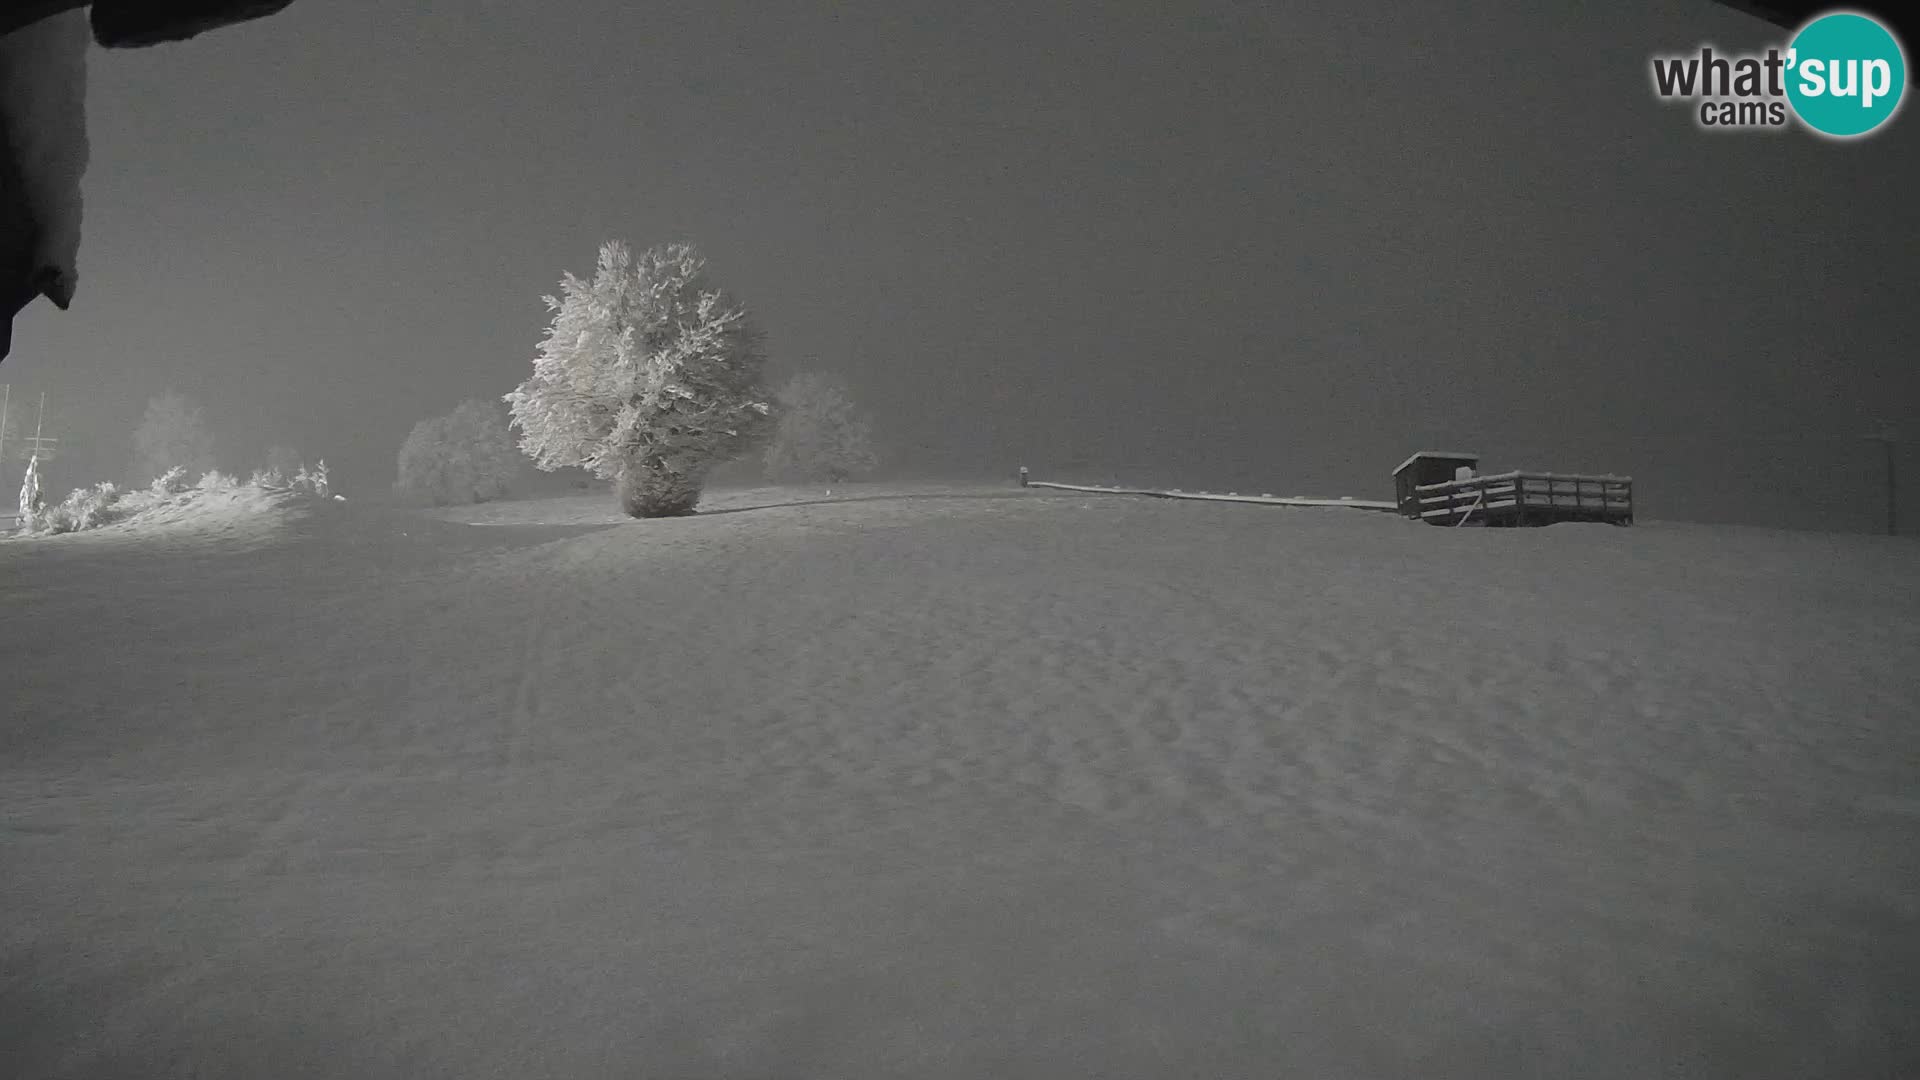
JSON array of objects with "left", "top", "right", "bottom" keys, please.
[{"left": 1393, "top": 452, "right": 1481, "bottom": 518}]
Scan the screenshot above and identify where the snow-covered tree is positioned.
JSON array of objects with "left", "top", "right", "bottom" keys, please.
[
  {"left": 129, "top": 391, "right": 214, "bottom": 485},
  {"left": 503, "top": 241, "right": 773, "bottom": 517},
  {"left": 16, "top": 452, "right": 43, "bottom": 530},
  {"left": 395, "top": 399, "right": 518, "bottom": 505},
  {"left": 762, "top": 370, "right": 879, "bottom": 484}
]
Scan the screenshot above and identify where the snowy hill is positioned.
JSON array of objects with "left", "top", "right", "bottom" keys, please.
[{"left": 2, "top": 484, "right": 1916, "bottom": 1078}]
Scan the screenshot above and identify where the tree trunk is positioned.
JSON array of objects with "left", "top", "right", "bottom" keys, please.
[{"left": 616, "top": 456, "right": 703, "bottom": 518}]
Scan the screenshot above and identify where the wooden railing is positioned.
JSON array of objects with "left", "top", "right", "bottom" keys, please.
[
  {"left": 1412, "top": 471, "right": 1632, "bottom": 525},
  {"left": 1026, "top": 478, "right": 1397, "bottom": 510}
]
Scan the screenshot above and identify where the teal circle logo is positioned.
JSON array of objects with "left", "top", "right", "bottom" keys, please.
[{"left": 1786, "top": 12, "right": 1907, "bottom": 138}]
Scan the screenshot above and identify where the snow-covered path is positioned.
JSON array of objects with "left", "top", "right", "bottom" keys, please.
[{"left": 3, "top": 488, "right": 1917, "bottom": 1077}]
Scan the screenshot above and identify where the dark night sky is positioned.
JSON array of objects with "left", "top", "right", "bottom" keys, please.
[{"left": 6, "top": 0, "right": 1917, "bottom": 530}]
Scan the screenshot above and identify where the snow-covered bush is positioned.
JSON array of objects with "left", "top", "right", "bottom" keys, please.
[
  {"left": 149, "top": 465, "right": 190, "bottom": 496},
  {"left": 248, "top": 452, "right": 330, "bottom": 499},
  {"left": 395, "top": 401, "right": 516, "bottom": 505},
  {"left": 762, "top": 371, "right": 880, "bottom": 484},
  {"left": 503, "top": 241, "right": 773, "bottom": 518},
  {"left": 290, "top": 460, "right": 330, "bottom": 499},
  {"left": 15, "top": 464, "right": 308, "bottom": 539},
  {"left": 38, "top": 482, "right": 123, "bottom": 534}
]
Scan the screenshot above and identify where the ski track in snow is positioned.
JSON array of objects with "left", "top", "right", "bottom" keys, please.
[{"left": 2, "top": 485, "right": 1917, "bottom": 1078}]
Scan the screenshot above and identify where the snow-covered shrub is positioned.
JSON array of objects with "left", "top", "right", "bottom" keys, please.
[
  {"left": 149, "top": 465, "right": 191, "bottom": 496},
  {"left": 39, "top": 482, "right": 123, "bottom": 534},
  {"left": 15, "top": 462, "right": 309, "bottom": 539},
  {"left": 290, "top": 460, "right": 330, "bottom": 499},
  {"left": 396, "top": 401, "right": 516, "bottom": 505},
  {"left": 245, "top": 445, "right": 312, "bottom": 490},
  {"left": 246, "top": 453, "right": 330, "bottom": 498},
  {"left": 503, "top": 241, "right": 773, "bottom": 518}
]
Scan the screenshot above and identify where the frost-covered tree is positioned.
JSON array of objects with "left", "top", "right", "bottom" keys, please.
[
  {"left": 129, "top": 391, "right": 214, "bottom": 485},
  {"left": 16, "top": 452, "right": 43, "bottom": 530},
  {"left": 395, "top": 399, "right": 518, "bottom": 505},
  {"left": 503, "top": 241, "right": 773, "bottom": 517},
  {"left": 762, "top": 371, "right": 879, "bottom": 484}
]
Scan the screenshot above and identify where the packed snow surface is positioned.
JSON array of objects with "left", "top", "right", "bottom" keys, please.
[{"left": 3, "top": 484, "right": 1917, "bottom": 1078}]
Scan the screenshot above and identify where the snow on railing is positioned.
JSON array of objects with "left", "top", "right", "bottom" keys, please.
[
  {"left": 1412, "top": 470, "right": 1632, "bottom": 525},
  {"left": 1414, "top": 469, "right": 1632, "bottom": 494},
  {"left": 1022, "top": 477, "right": 1397, "bottom": 511}
]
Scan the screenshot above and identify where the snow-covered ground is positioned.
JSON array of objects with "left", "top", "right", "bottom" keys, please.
[{"left": 3, "top": 484, "right": 1917, "bottom": 1078}]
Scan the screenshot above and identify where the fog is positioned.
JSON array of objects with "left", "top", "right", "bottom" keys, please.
[{"left": 0, "top": 0, "right": 1910, "bottom": 526}]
